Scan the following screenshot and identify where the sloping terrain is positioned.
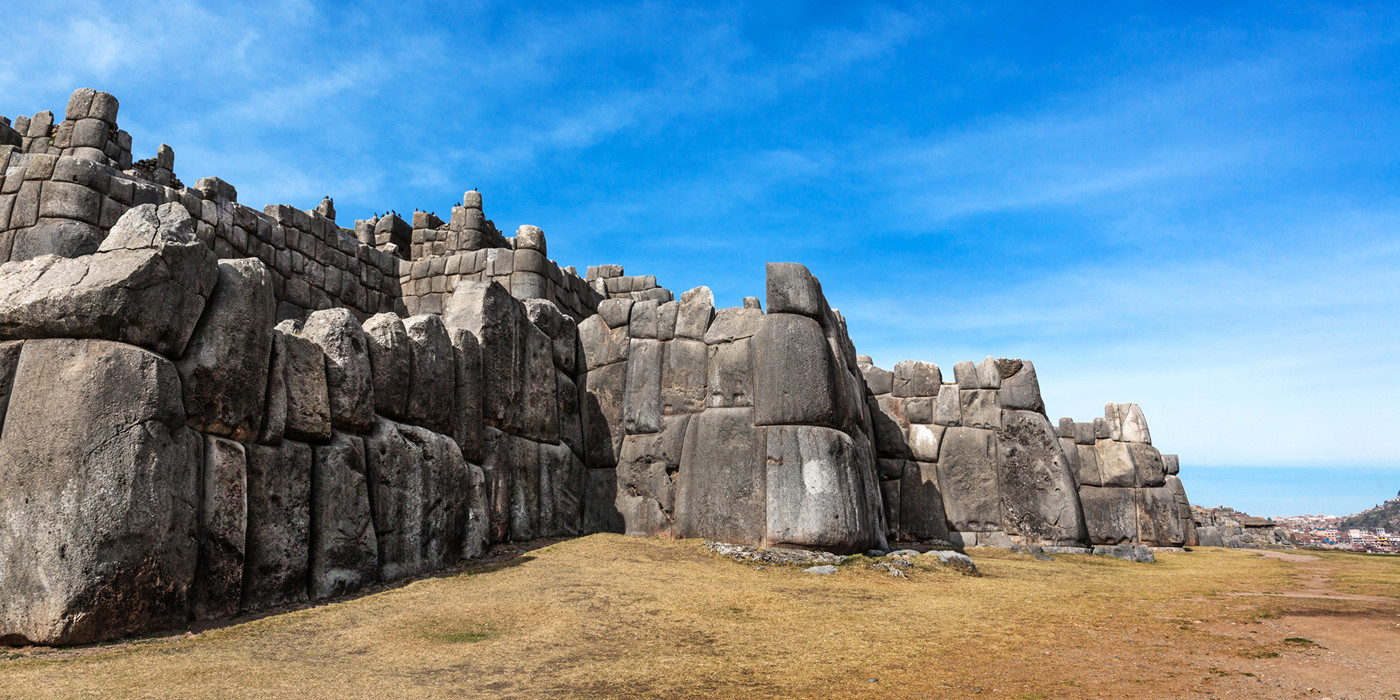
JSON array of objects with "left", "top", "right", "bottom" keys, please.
[{"left": 2, "top": 535, "right": 1397, "bottom": 699}]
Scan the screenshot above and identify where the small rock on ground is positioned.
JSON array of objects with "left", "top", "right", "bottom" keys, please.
[{"left": 804, "top": 565, "right": 838, "bottom": 575}]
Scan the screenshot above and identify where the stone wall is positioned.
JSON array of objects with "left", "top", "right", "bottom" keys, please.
[
  {"left": 0, "top": 88, "right": 1209, "bottom": 647},
  {"left": 1056, "top": 404, "right": 1193, "bottom": 547},
  {"left": 861, "top": 356, "right": 1090, "bottom": 551}
]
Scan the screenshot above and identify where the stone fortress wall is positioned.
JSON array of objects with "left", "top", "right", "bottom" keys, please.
[{"left": 0, "top": 89, "right": 1201, "bottom": 647}]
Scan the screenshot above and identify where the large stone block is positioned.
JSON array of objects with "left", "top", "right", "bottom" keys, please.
[
  {"left": 907, "top": 423, "right": 944, "bottom": 462},
  {"left": 257, "top": 330, "right": 287, "bottom": 444},
  {"left": 443, "top": 281, "right": 520, "bottom": 427},
  {"left": 0, "top": 203, "right": 218, "bottom": 357},
  {"left": 541, "top": 442, "right": 585, "bottom": 537},
  {"left": 1130, "top": 442, "right": 1167, "bottom": 487},
  {"left": 660, "top": 337, "right": 707, "bottom": 415},
  {"left": 959, "top": 389, "right": 1001, "bottom": 429},
  {"left": 935, "top": 427, "right": 1001, "bottom": 532},
  {"left": 512, "top": 318, "right": 560, "bottom": 443},
  {"left": 0, "top": 339, "right": 200, "bottom": 645},
  {"left": 583, "top": 468, "right": 625, "bottom": 534},
  {"left": 870, "top": 395, "right": 911, "bottom": 458},
  {"left": 764, "top": 425, "right": 878, "bottom": 553},
  {"left": 899, "top": 461, "right": 950, "bottom": 543},
  {"left": 704, "top": 306, "right": 763, "bottom": 344},
  {"left": 861, "top": 363, "right": 894, "bottom": 395},
  {"left": 556, "top": 370, "right": 584, "bottom": 459},
  {"left": 577, "top": 314, "right": 629, "bottom": 370},
  {"left": 996, "top": 360, "right": 1044, "bottom": 413},
  {"left": 1137, "top": 486, "right": 1185, "bottom": 546},
  {"left": 616, "top": 415, "right": 690, "bottom": 537},
  {"left": 623, "top": 338, "right": 662, "bottom": 434},
  {"left": 675, "top": 407, "right": 764, "bottom": 545},
  {"left": 674, "top": 286, "right": 715, "bottom": 340},
  {"left": 0, "top": 340, "right": 20, "bottom": 427},
  {"left": 362, "top": 313, "right": 410, "bottom": 420},
  {"left": 995, "top": 410, "right": 1087, "bottom": 546},
  {"left": 1162, "top": 453, "right": 1180, "bottom": 476},
  {"left": 403, "top": 314, "right": 455, "bottom": 435},
  {"left": 764, "top": 262, "right": 825, "bottom": 318},
  {"left": 242, "top": 440, "right": 311, "bottom": 611},
  {"left": 278, "top": 325, "right": 332, "bottom": 443},
  {"left": 177, "top": 258, "right": 275, "bottom": 440},
  {"left": 480, "top": 426, "right": 511, "bottom": 544},
  {"left": 581, "top": 361, "right": 626, "bottom": 468},
  {"left": 509, "top": 436, "right": 542, "bottom": 541},
  {"left": 10, "top": 218, "right": 103, "bottom": 260},
  {"left": 706, "top": 337, "right": 753, "bottom": 408},
  {"left": 1078, "top": 486, "right": 1138, "bottom": 545},
  {"left": 934, "top": 384, "right": 961, "bottom": 426},
  {"left": 451, "top": 328, "right": 484, "bottom": 463},
  {"left": 892, "top": 360, "right": 941, "bottom": 398},
  {"left": 401, "top": 423, "right": 476, "bottom": 571},
  {"left": 1094, "top": 439, "right": 1136, "bottom": 487},
  {"left": 1107, "top": 402, "right": 1152, "bottom": 444},
  {"left": 309, "top": 432, "right": 378, "bottom": 599},
  {"left": 752, "top": 313, "right": 841, "bottom": 428},
  {"left": 193, "top": 435, "right": 247, "bottom": 620},
  {"left": 363, "top": 419, "right": 428, "bottom": 581}
]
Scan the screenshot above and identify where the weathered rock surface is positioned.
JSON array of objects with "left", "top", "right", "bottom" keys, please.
[
  {"left": 996, "top": 410, "right": 1086, "bottom": 546},
  {"left": 301, "top": 308, "right": 375, "bottom": 432},
  {"left": 764, "top": 425, "right": 878, "bottom": 553},
  {"left": 363, "top": 313, "right": 410, "bottom": 420},
  {"left": 0, "top": 339, "right": 200, "bottom": 645},
  {"left": 242, "top": 440, "right": 312, "bottom": 611},
  {"left": 936, "top": 427, "right": 1002, "bottom": 532},
  {"left": 192, "top": 436, "right": 247, "bottom": 620},
  {"left": 309, "top": 432, "right": 378, "bottom": 600},
  {"left": 675, "top": 407, "right": 764, "bottom": 544},
  {"left": 177, "top": 258, "right": 275, "bottom": 440},
  {"left": 0, "top": 203, "right": 218, "bottom": 357}
]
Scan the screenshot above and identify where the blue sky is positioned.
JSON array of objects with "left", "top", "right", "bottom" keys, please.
[{"left": 4, "top": 1, "right": 1397, "bottom": 516}]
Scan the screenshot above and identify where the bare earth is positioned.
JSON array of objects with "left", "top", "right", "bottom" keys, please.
[{"left": 2, "top": 535, "right": 1397, "bottom": 699}]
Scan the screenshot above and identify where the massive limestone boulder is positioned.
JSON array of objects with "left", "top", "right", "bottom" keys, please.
[
  {"left": 242, "top": 440, "right": 312, "bottom": 611},
  {"left": 362, "top": 313, "right": 411, "bottom": 421},
  {"left": 176, "top": 258, "right": 276, "bottom": 440},
  {"left": 308, "top": 432, "right": 378, "bottom": 600},
  {"left": 996, "top": 410, "right": 1087, "bottom": 546},
  {"left": 0, "top": 203, "right": 218, "bottom": 358},
  {"left": 277, "top": 322, "right": 332, "bottom": 443},
  {"left": 0, "top": 339, "right": 201, "bottom": 645},
  {"left": 192, "top": 436, "right": 247, "bottom": 620},
  {"left": 675, "top": 407, "right": 765, "bottom": 545},
  {"left": 937, "top": 427, "right": 1002, "bottom": 534},
  {"left": 402, "top": 314, "right": 456, "bottom": 435},
  {"left": 615, "top": 415, "right": 689, "bottom": 537},
  {"left": 764, "top": 425, "right": 879, "bottom": 553},
  {"left": 301, "top": 308, "right": 375, "bottom": 433}
]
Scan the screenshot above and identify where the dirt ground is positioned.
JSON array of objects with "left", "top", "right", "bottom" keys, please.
[{"left": 2, "top": 535, "right": 1397, "bottom": 699}]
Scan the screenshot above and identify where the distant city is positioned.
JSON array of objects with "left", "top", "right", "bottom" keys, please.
[{"left": 1267, "top": 490, "right": 1400, "bottom": 554}]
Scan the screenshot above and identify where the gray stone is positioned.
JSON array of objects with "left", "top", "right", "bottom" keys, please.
[
  {"left": 953, "top": 360, "right": 978, "bottom": 389},
  {"left": 443, "top": 281, "right": 520, "bottom": 426},
  {"left": 509, "top": 436, "right": 541, "bottom": 541},
  {"left": 899, "top": 461, "right": 950, "bottom": 543},
  {"left": 556, "top": 370, "right": 584, "bottom": 459},
  {"left": 615, "top": 415, "right": 689, "bottom": 537},
  {"left": 362, "top": 313, "right": 410, "bottom": 420},
  {"left": 1163, "top": 453, "right": 1180, "bottom": 476},
  {"left": 309, "top": 432, "right": 378, "bottom": 599},
  {"left": 1078, "top": 486, "right": 1138, "bottom": 545},
  {"left": 675, "top": 286, "right": 715, "bottom": 340},
  {"left": 903, "top": 397, "right": 933, "bottom": 425},
  {"left": 363, "top": 419, "right": 428, "bottom": 581},
  {"left": 1129, "top": 442, "right": 1166, "bottom": 487},
  {"left": 581, "top": 361, "right": 626, "bottom": 468},
  {"left": 753, "top": 313, "right": 841, "bottom": 428},
  {"left": 861, "top": 363, "right": 893, "bottom": 395},
  {"left": 870, "top": 396, "right": 910, "bottom": 458},
  {"left": 177, "top": 258, "right": 275, "bottom": 440},
  {"left": 803, "top": 565, "right": 838, "bottom": 575},
  {"left": 0, "top": 203, "right": 218, "bottom": 357},
  {"left": 451, "top": 328, "right": 484, "bottom": 463},
  {"left": 742, "top": 296, "right": 761, "bottom": 310},
  {"left": 657, "top": 301, "right": 679, "bottom": 341},
  {"left": 597, "top": 298, "right": 634, "bottom": 329},
  {"left": 1095, "top": 439, "right": 1136, "bottom": 487},
  {"left": 959, "top": 389, "right": 1001, "bottom": 429},
  {"left": 402, "top": 314, "right": 455, "bottom": 434},
  {"left": 704, "top": 306, "right": 763, "bottom": 344},
  {"left": 66, "top": 88, "right": 96, "bottom": 121},
  {"left": 9, "top": 218, "right": 103, "bottom": 260},
  {"left": 975, "top": 356, "right": 1001, "bottom": 389},
  {"left": 929, "top": 550, "right": 979, "bottom": 575},
  {"left": 279, "top": 326, "right": 332, "bottom": 443},
  {"left": 1073, "top": 441, "right": 1102, "bottom": 486},
  {"left": 660, "top": 337, "right": 707, "bottom": 415},
  {"left": 0, "top": 339, "right": 200, "bottom": 645},
  {"left": 907, "top": 423, "right": 944, "bottom": 462},
  {"left": 38, "top": 181, "right": 101, "bottom": 224},
  {"left": 515, "top": 224, "right": 546, "bottom": 254},
  {"left": 583, "top": 468, "right": 624, "bottom": 534},
  {"left": 541, "top": 442, "right": 585, "bottom": 537},
  {"left": 577, "top": 313, "right": 629, "bottom": 370},
  {"left": 995, "top": 410, "right": 1087, "bottom": 546},
  {"left": 765, "top": 262, "right": 825, "bottom": 318},
  {"left": 997, "top": 360, "right": 1044, "bottom": 413},
  {"left": 257, "top": 331, "right": 288, "bottom": 444},
  {"left": 676, "top": 407, "right": 764, "bottom": 545},
  {"left": 193, "top": 435, "right": 247, "bottom": 620},
  {"left": 934, "top": 384, "right": 961, "bottom": 426},
  {"left": 0, "top": 341, "right": 20, "bottom": 427},
  {"left": 242, "top": 440, "right": 311, "bottom": 611},
  {"left": 892, "top": 360, "right": 941, "bottom": 398},
  {"left": 480, "top": 426, "right": 511, "bottom": 543},
  {"left": 513, "top": 319, "right": 560, "bottom": 443},
  {"left": 1196, "top": 525, "right": 1225, "bottom": 547},
  {"left": 706, "top": 336, "right": 753, "bottom": 408},
  {"left": 630, "top": 299, "right": 659, "bottom": 339},
  {"left": 403, "top": 423, "right": 476, "bottom": 570},
  {"left": 1136, "top": 487, "right": 1185, "bottom": 546},
  {"left": 765, "top": 424, "right": 879, "bottom": 553},
  {"left": 936, "top": 427, "right": 1001, "bottom": 532},
  {"left": 1112, "top": 402, "right": 1152, "bottom": 444},
  {"left": 623, "top": 338, "right": 662, "bottom": 434},
  {"left": 1074, "top": 421, "right": 1096, "bottom": 445}
]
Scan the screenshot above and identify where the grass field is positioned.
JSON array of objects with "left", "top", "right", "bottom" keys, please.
[{"left": 2, "top": 536, "right": 1397, "bottom": 699}]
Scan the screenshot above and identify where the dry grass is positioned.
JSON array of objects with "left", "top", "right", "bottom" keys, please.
[{"left": 2, "top": 536, "right": 1398, "bottom": 699}]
